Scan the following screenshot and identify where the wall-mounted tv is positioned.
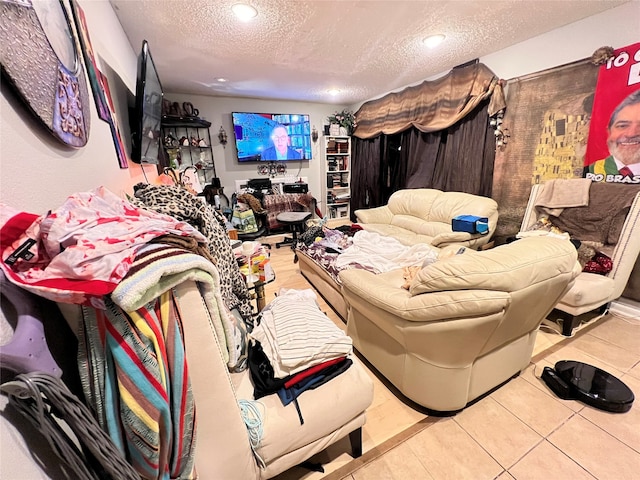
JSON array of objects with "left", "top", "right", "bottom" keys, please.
[
  {"left": 129, "top": 39, "right": 163, "bottom": 164},
  {"left": 232, "top": 112, "right": 312, "bottom": 162}
]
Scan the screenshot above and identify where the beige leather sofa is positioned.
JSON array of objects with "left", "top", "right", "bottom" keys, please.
[
  {"left": 340, "top": 237, "right": 580, "bottom": 413},
  {"left": 520, "top": 181, "right": 640, "bottom": 336},
  {"left": 355, "top": 188, "right": 499, "bottom": 249},
  {"left": 173, "top": 281, "right": 374, "bottom": 478}
]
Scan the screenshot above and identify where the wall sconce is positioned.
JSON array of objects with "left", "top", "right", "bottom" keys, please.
[
  {"left": 311, "top": 125, "right": 318, "bottom": 143},
  {"left": 218, "top": 126, "right": 228, "bottom": 148}
]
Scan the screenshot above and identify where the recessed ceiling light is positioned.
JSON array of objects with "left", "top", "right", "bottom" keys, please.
[
  {"left": 423, "top": 34, "right": 445, "bottom": 48},
  {"left": 328, "top": 89, "right": 340, "bottom": 96},
  {"left": 216, "top": 78, "right": 227, "bottom": 83},
  {"left": 232, "top": 3, "right": 258, "bottom": 21}
]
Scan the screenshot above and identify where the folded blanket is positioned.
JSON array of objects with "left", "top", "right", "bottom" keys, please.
[
  {"left": 111, "top": 243, "right": 248, "bottom": 370},
  {"left": 549, "top": 183, "right": 640, "bottom": 247},
  {"left": 534, "top": 178, "right": 592, "bottom": 216}
]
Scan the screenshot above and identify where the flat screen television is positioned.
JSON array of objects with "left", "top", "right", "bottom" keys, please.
[
  {"left": 130, "top": 40, "right": 163, "bottom": 164},
  {"left": 232, "top": 112, "right": 312, "bottom": 162}
]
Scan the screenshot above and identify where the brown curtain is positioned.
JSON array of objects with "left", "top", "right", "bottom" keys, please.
[
  {"left": 353, "top": 63, "right": 505, "bottom": 139},
  {"left": 349, "top": 136, "right": 383, "bottom": 218},
  {"left": 351, "top": 98, "right": 496, "bottom": 214}
]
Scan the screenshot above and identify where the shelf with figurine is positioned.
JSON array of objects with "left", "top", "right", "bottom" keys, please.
[{"left": 161, "top": 116, "right": 214, "bottom": 187}]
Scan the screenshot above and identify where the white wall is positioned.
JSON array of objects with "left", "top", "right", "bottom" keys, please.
[{"left": 480, "top": 2, "right": 639, "bottom": 80}]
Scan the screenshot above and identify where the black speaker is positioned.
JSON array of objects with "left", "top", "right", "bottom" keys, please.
[
  {"left": 283, "top": 183, "right": 308, "bottom": 194},
  {"left": 247, "top": 178, "right": 272, "bottom": 190}
]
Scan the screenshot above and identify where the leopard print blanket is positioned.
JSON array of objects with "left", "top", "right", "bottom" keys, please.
[{"left": 132, "top": 184, "right": 254, "bottom": 327}]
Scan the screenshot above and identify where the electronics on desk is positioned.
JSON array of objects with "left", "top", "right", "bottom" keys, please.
[
  {"left": 283, "top": 183, "right": 308, "bottom": 194},
  {"left": 247, "top": 178, "right": 272, "bottom": 191}
]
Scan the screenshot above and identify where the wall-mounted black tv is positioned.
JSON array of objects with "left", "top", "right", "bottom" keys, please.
[
  {"left": 232, "top": 112, "right": 312, "bottom": 162},
  {"left": 130, "top": 39, "right": 163, "bottom": 164}
]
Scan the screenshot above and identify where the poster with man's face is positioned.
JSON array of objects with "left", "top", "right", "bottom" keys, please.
[{"left": 584, "top": 42, "right": 640, "bottom": 184}]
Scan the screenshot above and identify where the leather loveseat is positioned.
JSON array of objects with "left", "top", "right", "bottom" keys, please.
[
  {"left": 355, "top": 188, "right": 499, "bottom": 249},
  {"left": 339, "top": 237, "right": 580, "bottom": 413}
]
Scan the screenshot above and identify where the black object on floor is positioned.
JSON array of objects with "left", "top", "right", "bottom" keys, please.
[{"left": 542, "top": 360, "right": 634, "bottom": 413}]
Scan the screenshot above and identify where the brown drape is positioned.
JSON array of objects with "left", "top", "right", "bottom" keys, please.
[
  {"left": 353, "top": 63, "right": 505, "bottom": 139},
  {"left": 349, "top": 136, "right": 383, "bottom": 217},
  {"left": 350, "top": 99, "right": 496, "bottom": 216}
]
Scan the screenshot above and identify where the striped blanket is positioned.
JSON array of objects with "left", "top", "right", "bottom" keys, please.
[
  {"left": 76, "top": 243, "right": 249, "bottom": 479},
  {"left": 80, "top": 293, "right": 196, "bottom": 480}
]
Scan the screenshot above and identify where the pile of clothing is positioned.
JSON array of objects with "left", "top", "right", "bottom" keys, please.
[{"left": 247, "top": 289, "right": 353, "bottom": 424}]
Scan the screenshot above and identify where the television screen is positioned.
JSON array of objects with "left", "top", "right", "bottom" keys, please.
[
  {"left": 232, "top": 112, "right": 312, "bottom": 162},
  {"left": 130, "top": 40, "right": 163, "bottom": 164}
]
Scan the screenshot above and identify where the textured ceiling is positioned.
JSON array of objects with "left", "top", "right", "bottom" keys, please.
[{"left": 110, "top": 0, "right": 627, "bottom": 105}]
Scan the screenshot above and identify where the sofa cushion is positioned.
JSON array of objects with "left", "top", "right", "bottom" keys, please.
[
  {"left": 231, "top": 354, "right": 373, "bottom": 468},
  {"left": 409, "top": 237, "right": 579, "bottom": 295},
  {"left": 386, "top": 188, "right": 440, "bottom": 220},
  {"left": 558, "top": 272, "right": 615, "bottom": 308}
]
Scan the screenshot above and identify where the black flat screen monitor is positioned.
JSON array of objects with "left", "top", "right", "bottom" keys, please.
[{"left": 130, "top": 40, "right": 163, "bottom": 164}]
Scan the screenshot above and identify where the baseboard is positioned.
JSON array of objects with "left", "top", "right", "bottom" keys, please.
[{"left": 610, "top": 297, "right": 640, "bottom": 318}]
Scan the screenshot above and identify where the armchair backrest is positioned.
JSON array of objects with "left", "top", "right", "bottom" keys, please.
[{"left": 409, "top": 237, "right": 581, "bottom": 352}]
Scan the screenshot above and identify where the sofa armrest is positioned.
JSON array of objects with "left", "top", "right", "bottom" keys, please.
[
  {"left": 339, "top": 269, "right": 509, "bottom": 322},
  {"left": 355, "top": 205, "right": 393, "bottom": 224},
  {"left": 431, "top": 231, "right": 485, "bottom": 247}
]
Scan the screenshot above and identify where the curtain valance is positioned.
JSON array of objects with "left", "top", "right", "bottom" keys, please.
[{"left": 353, "top": 63, "right": 506, "bottom": 139}]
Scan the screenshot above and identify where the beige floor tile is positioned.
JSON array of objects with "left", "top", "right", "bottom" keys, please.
[
  {"left": 628, "top": 361, "right": 640, "bottom": 381},
  {"left": 543, "top": 345, "right": 626, "bottom": 380},
  {"left": 405, "top": 418, "right": 503, "bottom": 480},
  {"left": 362, "top": 397, "right": 426, "bottom": 449},
  {"left": 547, "top": 415, "right": 640, "bottom": 479},
  {"left": 496, "top": 472, "right": 515, "bottom": 480},
  {"left": 532, "top": 330, "right": 562, "bottom": 356},
  {"left": 568, "top": 332, "right": 639, "bottom": 373},
  {"left": 453, "top": 397, "right": 542, "bottom": 469},
  {"left": 490, "top": 376, "right": 575, "bottom": 437},
  {"left": 586, "top": 315, "right": 640, "bottom": 354},
  {"left": 508, "top": 439, "right": 596, "bottom": 480},
  {"left": 578, "top": 373, "right": 640, "bottom": 453},
  {"left": 521, "top": 360, "right": 586, "bottom": 412},
  {"left": 351, "top": 441, "right": 434, "bottom": 480}
]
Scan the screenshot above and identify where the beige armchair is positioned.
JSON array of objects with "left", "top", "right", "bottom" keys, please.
[
  {"left": 340, "top": 237, "right": 580, "bottom": 413},
  {"left": 520, "top": 181, "right": 640, "bottom": 336}
]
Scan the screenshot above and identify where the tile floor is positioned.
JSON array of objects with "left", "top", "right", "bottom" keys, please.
[
  {"left": 319, "top": 313, "right": 640, "bottom": 480},
  {"left": 264, "top": 234, "right": 640, "bottom": 480}
]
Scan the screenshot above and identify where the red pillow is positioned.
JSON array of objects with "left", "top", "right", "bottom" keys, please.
[{"left": 582, "top": 252, "right": 613, "bottom": 275}]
